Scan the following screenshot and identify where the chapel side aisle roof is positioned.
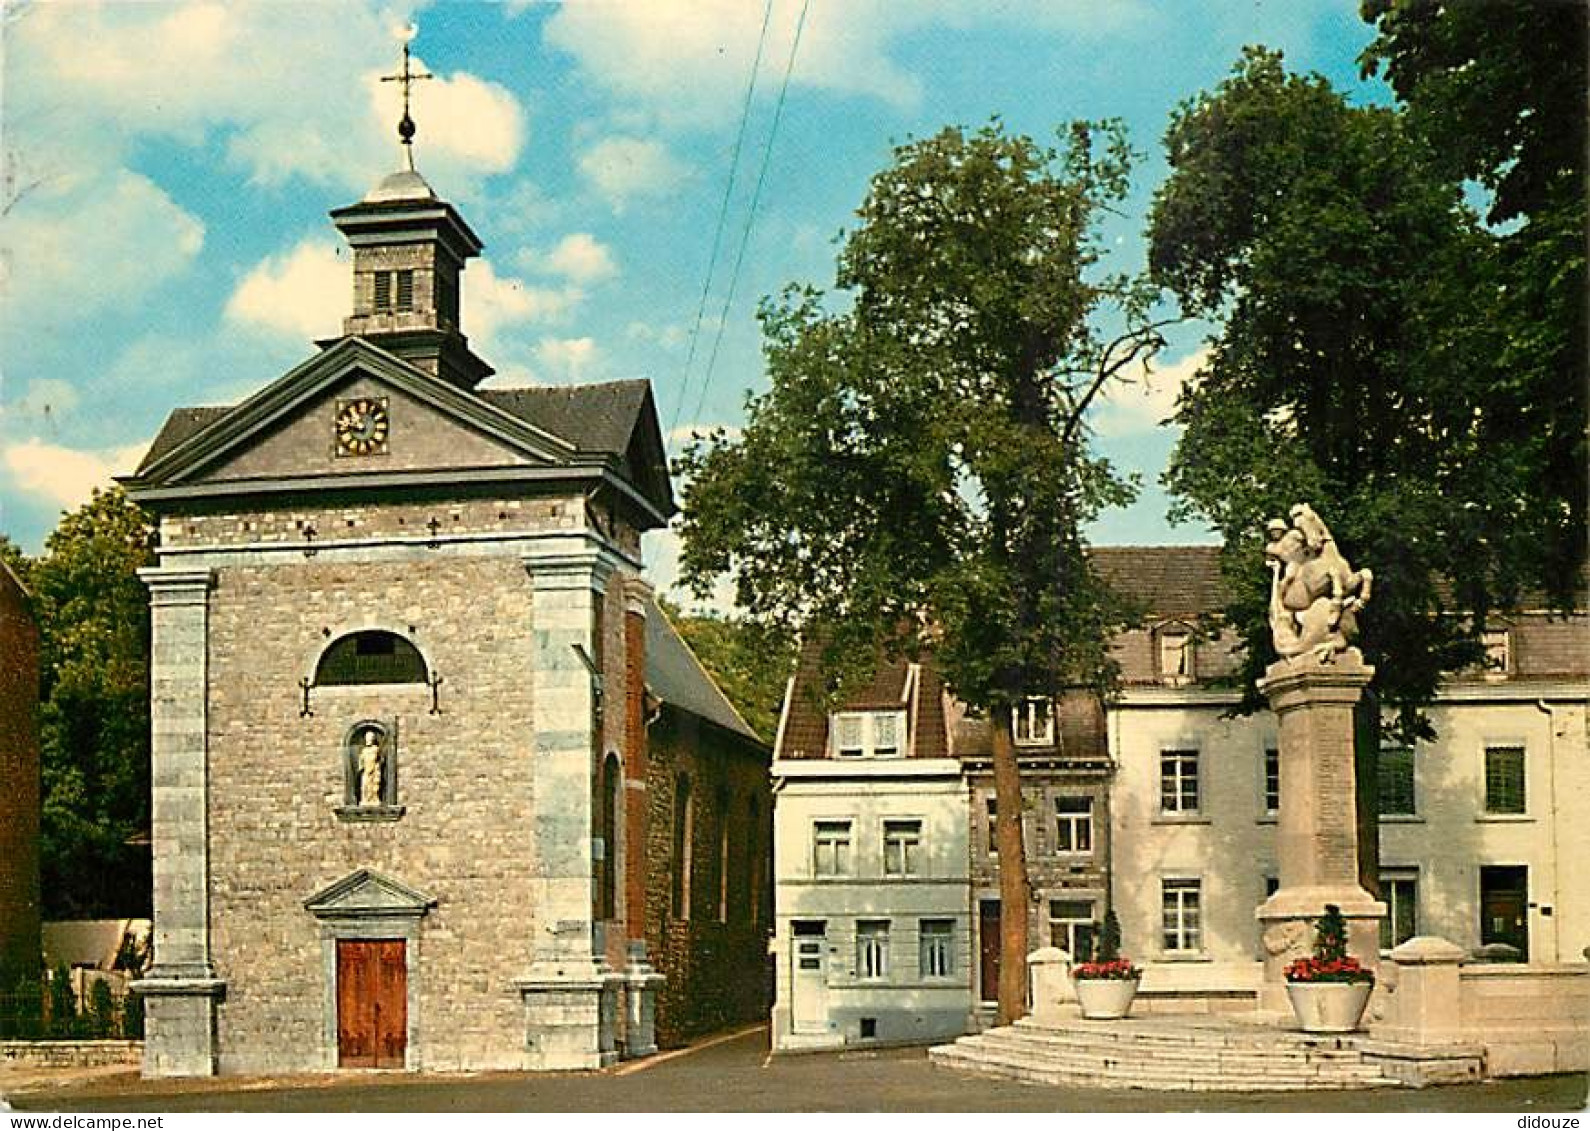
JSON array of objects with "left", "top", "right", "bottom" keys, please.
[{"left": 645, "top": 598, "right": 765, "bottom": 749}]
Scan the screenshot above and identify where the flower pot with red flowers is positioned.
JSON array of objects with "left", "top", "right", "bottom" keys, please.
[
  {"left": 1284, "top": 904, "right": 1375, "bottom": 1033},
  {"left": 1071, "top": 910, "right": 1142, "bottom": 1019}
]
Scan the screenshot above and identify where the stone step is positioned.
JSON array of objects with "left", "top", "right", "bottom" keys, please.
[
  {"left": 929, "top": 1025, "right": 1405, "bottom": 1092},
  {"left": 1008, "top": 1017, "right": 1358, "bottom": 1051}
]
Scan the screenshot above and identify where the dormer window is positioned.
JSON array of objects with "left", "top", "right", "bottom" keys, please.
[
  {"left": 830, "top": 710, "right": 905, "bottom": 759},
  {"left": 1012, "top": 697, "right": 1054, "bottom": 747},
  {"left": 1157, "top": 625, "right": 1194, "bottom": 686},
  {"left": 1482, "top": 629, "right": 1510, "bottom": 680}
]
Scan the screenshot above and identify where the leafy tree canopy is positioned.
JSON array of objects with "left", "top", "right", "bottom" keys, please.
[
  {"left": 26, "top": 488, "right": 155, "bottom": 917},
  {"left": 1149, "top": 48, "right": 1580, "bottom": 742}
]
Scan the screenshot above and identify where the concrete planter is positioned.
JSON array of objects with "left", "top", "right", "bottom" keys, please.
[
  {"left": 1286, "top": 981, "right": 1373, "bottom": 1033},
  {"left": 1074, "top": 977, "right": 1139, "bottom": 1020}
]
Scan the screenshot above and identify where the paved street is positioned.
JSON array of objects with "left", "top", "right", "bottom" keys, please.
[{"left": 6, "top": 1027, "right": 1587, "bottom": 1113}]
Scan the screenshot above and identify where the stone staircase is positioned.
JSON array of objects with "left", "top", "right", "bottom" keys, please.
[{"left": 929, "top": 1016, "right": 1416, "bottom": 1092}]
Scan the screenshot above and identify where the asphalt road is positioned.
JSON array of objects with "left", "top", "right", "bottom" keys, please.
[{"left": 7, "top": 1027, "right": 1588, "bottom": 1113}]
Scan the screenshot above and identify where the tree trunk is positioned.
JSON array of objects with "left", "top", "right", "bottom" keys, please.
[
  {"left": 990, "top": 702, "right": 1030, "bottom": 1024},
  {"left": 1353, "top": 690, "right": 1380, "bottom": 900}
]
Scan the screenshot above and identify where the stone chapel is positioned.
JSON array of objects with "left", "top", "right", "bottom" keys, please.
[{"left": 121, "top": 108, "right": 770, "bottom": 1075}]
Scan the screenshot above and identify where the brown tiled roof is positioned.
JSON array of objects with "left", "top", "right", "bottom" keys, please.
[
  {"left": 1091, "top": 545, "right": 1225, "bottom": 620},
  {"left": 776, "top": 638, "right": 949, "bottom": 760}
]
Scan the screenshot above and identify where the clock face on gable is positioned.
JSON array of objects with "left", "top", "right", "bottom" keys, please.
[{"left": 335, "top": 396, "right": 390, "bottom": 457}]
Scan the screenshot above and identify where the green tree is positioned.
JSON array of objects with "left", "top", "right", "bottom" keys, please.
[
  {"left": 1360, "top": 0, "right": 1587, "bottom": 595},
  {"left": 679, "top": 122, "right": 1163, "bottom": 1022},
  {"left": 1147, "top": 49, "right": 1584, "bottom": 891},
  {"left": 659, "top": 598, "right": 795, "bottom": 742},
  {"left": 29, "top": 488, "right": 156, "bottom": 917}
]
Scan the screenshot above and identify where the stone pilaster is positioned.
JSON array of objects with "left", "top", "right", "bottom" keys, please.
[
  {"left": 133, "top": 566, "right": 225, "bottom": 1077},
  {"left": 517, "top": 537, "right": 622, "bottom": 1069},
  {"left": 1255, "top": 648, "right": 1385, "bottom": 1014}
]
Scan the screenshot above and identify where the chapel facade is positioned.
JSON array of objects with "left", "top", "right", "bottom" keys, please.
[{"left": 122, "top": 147, "right": 769, "bottom": 1074}]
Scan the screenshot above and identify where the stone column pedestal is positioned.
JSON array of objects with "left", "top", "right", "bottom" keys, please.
[
  {"left": 132, "top": 976, "right": 226, "bottom": 1078},
  {"left": 1372, "top": 935, "right": 1467, "bottom": 1044},
  {"left": 623, "top": 943, "right": 665, "bottom": 1059},
  {"left": 1255, "top": 649, "right": 1386, "bottom": 1015},
  {"left": 516, "top": 962, "right": 622, "bottom": 1070},
  {"left": 1027, "top": 947, "right": 1077, "bottom": 1028}
]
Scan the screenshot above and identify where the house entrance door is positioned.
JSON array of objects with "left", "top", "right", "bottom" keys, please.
[
  {"left": 337, "top": 939, "right": 407, "bottom": 1068},
  {"left": 978, "top": 899, "right": 1001, "bottom": 1004},
  {"left": 1480, "top": 865, "right": 1529, "bottom": 960},
  {"left": 790, "top": 921, "right": 828, "bottom": 1033}
]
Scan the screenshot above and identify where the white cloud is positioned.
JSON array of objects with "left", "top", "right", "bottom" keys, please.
[
  {"left": 4, "top": 379, "right": 82, "bottom": 421},
  {"left": 626, "top": 321, "right": 689, "bottom": 349},
  {"left": 1092, "top": 346, "right": 1210, "bottom": 438},
  {"left": 9, "top": 4, "right": 525, "bottom": 198},
  {"left": 0, "top": 170, "right": 204, "bottom": 323},
  {"left": 2, "top": 437, "right": 150, "bottom": 510},
  {"left": 542, "top": 233, "right": 618, "bottom": 284},
  {"left": 533, "top": 337, "right": 602, "bottom": 383},
  {"left": 224, "top": 239, "right": 348, "bottom": 343},
  {"left": 465, "top": 261, "right": 583, "bottom": 353},
  {"left": 542, "top": 0, "right": 1150, "bottom": 129},
  {"left": 577, "top": 137, "right": 693, "bottom": 209}
]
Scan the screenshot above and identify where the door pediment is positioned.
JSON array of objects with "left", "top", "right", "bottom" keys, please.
[{"left": 305, "top": 868, "right": 437, "bottom": 921}]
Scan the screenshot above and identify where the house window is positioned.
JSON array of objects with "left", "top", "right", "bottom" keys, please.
[
  {"left": 1158, "top": 627, "right": 1194, "bottom": 685},
  {"left": 882, "top": 819, "right": 922, "bottom": 877},
  {"left": 1380, "top": 869, "right": 1418, "bottom": 951},
  {"left": 1048, "top": 899, "right": 1096, "bottom": 960},
  {"left": 1012, "top": 698, "right": 1055, "bottom": 746},
  {"left": 1159, "top": 750, "right": 1200, "bottom": 814},
  {"left": 985, "top": 796, "right": 998, "bottom": 854},
  {"left": 1054, "top": 796, "right": 1093, "bottom": 854},
  {"left": 1482, "top": 629, "right": 1510, "bottom": 680},
  {"left": 1484, "top": 746, "right": 1526, "bottom": 814},
  {"left": 1162, "top": 878, "right": 1202, "bottom": 952},
  {"left": 1378, "top": 746, "right": 1416, "bottom": 816},
  {"left": 813, "top": 820, "right": 853, "bottom": 877},
  {"left": 830, "top": 711, "right": 905, "bottom": 758},
  {"left": 856, "top": 920, "right": 889, "bottom": 980},
  {"left": 315, "top": 631, "right": 428, "bottom": 686},
  {"left": 1263, "top": 748, "right": 1280, "bottom": 815},
  {"left": 919, "top": 919, "right": 954, "bottom": 978}
]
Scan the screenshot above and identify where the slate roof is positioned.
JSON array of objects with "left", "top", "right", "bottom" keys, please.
[
  {"left": 646, "top": 600, "right": 762, "bottom": 745},
  {"left": 136, "top": 381, "right": 657, "bottom": 474}
]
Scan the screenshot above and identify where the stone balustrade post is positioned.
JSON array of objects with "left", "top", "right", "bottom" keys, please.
[
  {"left": 1375, "top": 936, "right": 1466, "bottom": 1044},
  {"left": 1028, "top": 947, "right": 1075, "bottom": 1027}
]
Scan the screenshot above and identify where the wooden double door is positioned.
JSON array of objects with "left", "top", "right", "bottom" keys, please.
[{"left": 337, "top": 939, "right": 407, "bottom": 1068}]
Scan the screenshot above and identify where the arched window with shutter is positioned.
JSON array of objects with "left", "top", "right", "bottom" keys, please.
[{"left": 316, "top": 631, "right": 428, "bottom": 686}]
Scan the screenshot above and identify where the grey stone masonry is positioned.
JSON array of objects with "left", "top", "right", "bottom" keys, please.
[
  {"left": 516, "top": 534, "right": 630, "bottom": 1070},
  {"left": 134, "top": 566, "right": 225, "bottom": 1078}
]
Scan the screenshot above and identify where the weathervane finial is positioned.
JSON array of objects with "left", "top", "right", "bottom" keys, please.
[{"left": 381, "top": 24, "right": 433, "bottom": 172}]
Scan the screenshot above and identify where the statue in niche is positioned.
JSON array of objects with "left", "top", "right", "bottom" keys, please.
[
  {"left": 1263, "top": 502, "right": 1373, "bottom": 662},
  {"left": 357, "top": 729, "right": 385, "bottom": 806}
]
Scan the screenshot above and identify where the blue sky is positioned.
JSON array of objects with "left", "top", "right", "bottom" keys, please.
[{"left": 0, "top": 1, "right": 1388, "bottom": 598}]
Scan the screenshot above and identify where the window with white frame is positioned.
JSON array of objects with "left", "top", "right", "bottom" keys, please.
[
  {"left": 1012, "top": 697, "right": 1055, "bottom": 746},
  {"left": 882, "top": 819, "right": 923, "bottom": 877},
  {"left": 985, "top": 796, "right": 998, "bottom": 854},
  {"left": 1160, "top": 749, "right": 1200, "bottom": 814},
  {"left": 919, "top": 919, "right": 954, "bottom": 978},
  {"left": 1263, "top": 747, "right": 1280, "bottom": 815},
  {"left": 813, "top": 820, "right": 853, "bottom": 877},
  {"left": 1378, "top": 745, "right": 1416, "bottom": 816},
  {"left": 856, "top": 920, "right": 890, "bottom": 979},
  {"left": 1379, "top": 869, "right": 1418, "bottom": 951},
  {"left": 1484, "top": 745, "right": 1526, "bottom": 814},
  {"left": 1158, "top": 626, "right": 1194, "bottom": 685},
  {"left": 830, "top": 710, "right": 905, "bottom": 758},
  {"left": 1048, "top": 899, "right": 1096, "bottom": 960},
  {"left": 1054, "top": 796, "right": 1093, "bottom": 854},
  {"left": 1481, "top": 629, "right": 1511, "bottom": 680},
  {"left": 1162, "top": 878, "right": 1202, "bottom": 952}
]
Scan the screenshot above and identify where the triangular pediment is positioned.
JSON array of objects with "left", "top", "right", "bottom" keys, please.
[
  {"left": 304, "top": 868, "right": 437, "bottom": 920},
  {"left": 132, "top": 337, "right": 576, "bottom": 487}
]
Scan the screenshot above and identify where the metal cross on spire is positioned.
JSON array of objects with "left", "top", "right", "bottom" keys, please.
[{"left": 381, "top": 30, "right": 433, "bottom": 171}]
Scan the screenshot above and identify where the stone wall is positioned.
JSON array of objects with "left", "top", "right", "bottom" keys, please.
[
  {"left": 0, "top": 1041, "right": 142, "bottom": 1068},
  {"left": 1457, "top": 964, "right": 1589, "bottom": 1076},
  {"left": 0, "top": 566, "right": 40, "bottom": 976},
  {"left": 646, "top": 710, "right": 771, "bottom": 1047},
  {"left": 205, "top": 551, "right": 545, "bottom": 1073}
]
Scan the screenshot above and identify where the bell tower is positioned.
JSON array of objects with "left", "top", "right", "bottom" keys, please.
[{"left": 326, "top": 39, "right": 493, "bottom": 389}]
